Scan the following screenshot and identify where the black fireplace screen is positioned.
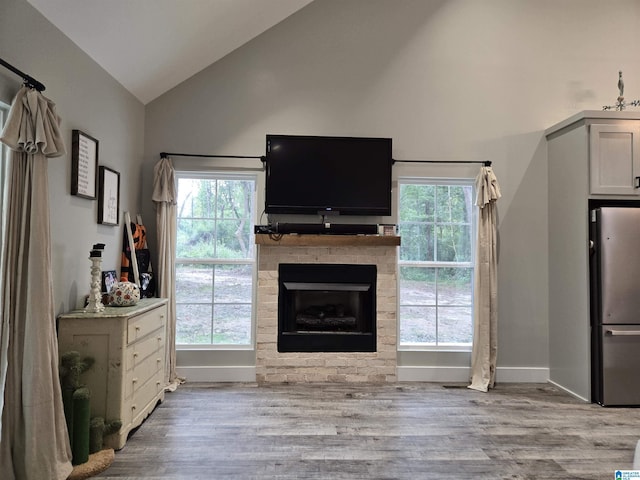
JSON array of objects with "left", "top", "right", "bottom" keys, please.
[{"left": 278, "top": 264, "right": 376, "bottom": 352}]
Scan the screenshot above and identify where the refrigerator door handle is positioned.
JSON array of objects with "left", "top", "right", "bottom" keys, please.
[{"left": 605, "top": 329, "right": 640, "bottom": 336}]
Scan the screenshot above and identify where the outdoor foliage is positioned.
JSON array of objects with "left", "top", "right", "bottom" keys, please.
[
  {"left": 176, "top": 178, "right": 254, "bottom": 260},
  {"left": 399, "top": 184, "right": 473, "bottom": 264}
]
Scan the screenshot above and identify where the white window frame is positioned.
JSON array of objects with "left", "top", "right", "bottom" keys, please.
[
  {"left": 174, "top": 170, "right": 258, "bottom": 350},
  {"left": 397, "top": 176, "right": 477, "bottom": 352}
]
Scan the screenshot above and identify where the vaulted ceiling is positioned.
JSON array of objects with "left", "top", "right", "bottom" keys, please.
[{"left": 26, "top": 0, "right": 313, "bottom": 104}]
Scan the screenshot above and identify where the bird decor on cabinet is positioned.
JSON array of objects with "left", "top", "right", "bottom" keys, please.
[{"left": 603, "top": 70, "right": 640, "bottom": 110}]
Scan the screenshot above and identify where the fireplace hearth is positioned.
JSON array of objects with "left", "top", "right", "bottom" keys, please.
[{"left": 278, "top": 263, "right": 376, "bottom": 353}]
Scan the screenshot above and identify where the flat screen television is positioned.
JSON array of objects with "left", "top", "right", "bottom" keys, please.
[{"left": 265, "top": 134, "right": 393, "bottom": 216}]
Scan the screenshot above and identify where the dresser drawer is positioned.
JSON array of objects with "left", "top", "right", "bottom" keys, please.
[
  {"left": 130, "top": 368, "right": 165, "bottom": 425},
  {"left": 127, "top": 308, "right": 165, "bottom": 344},
  {"left": 126, "top": 331, "right": 164, "bottom": 371},
  {"left": 124, "top": 348, "right": 165, "bottom": 398}
]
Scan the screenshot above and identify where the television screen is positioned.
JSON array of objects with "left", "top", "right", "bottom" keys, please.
[{"left": 265, "top": 135, "right": 392, "bottom": 216}]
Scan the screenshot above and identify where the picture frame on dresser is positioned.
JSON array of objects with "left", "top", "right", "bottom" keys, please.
[
  {"left": 101, "top": 270, "right": 117, "bottom": 293},
  {"left": 98, "top": 166, "right": 120, "bottom": 226},
  {"left": 71, "top": 129, "right": 98, "bottom": 200}
]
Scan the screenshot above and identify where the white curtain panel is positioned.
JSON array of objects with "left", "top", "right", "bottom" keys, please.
[
  {"left": 468, "top": 166, "right": 501, "bottom": 393},
  {"left": 152, "top": 156, "right": 180, "bottom": 389},
  {"left": 0, "top": 87, "right": 72, "bottom": 479}
]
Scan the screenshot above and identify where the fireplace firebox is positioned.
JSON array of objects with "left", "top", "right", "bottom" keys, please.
[{"left": 278, "top": 263, "right": 377, "bottom": 352}]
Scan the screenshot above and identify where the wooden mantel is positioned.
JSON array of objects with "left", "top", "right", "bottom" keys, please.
[{"left": 255, "top": 234, "right": 401, "bottom": 247}]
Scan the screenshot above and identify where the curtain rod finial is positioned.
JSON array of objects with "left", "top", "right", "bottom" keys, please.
[
  {"left": 160, "top": 152, "right": 167, "bottom": 159},
  {"left": 484, "top": 161, "right": 492, "bottom": 167}
]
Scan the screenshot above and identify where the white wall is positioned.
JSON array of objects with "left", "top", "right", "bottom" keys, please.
[
  {"left": 143, "top": 0, "right": 640, "bottom": 375},
  {"left": 0, "top": 0, "right": 145, "bottom": 314}
]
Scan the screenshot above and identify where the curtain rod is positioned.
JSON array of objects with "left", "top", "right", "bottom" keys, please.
[
  {"left": 160, "top": 152, "right": 491, "bottom": 167},
  {"left": 160, "top": 151, "right": 265, "bottom": 161},
  {"left": 0, "top": 57, "right": 46, "bottom": 92},
  {"left": 393, "top": 159, "right": 492, "bottom": 167}
]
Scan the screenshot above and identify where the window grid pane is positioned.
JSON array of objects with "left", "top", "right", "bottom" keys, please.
[
  {"left": 398, "top": 223, "right": 434, "bottom": 261},
  {"left": 176, "top": 303, "right": 213, "bottom": 344},
  {"left": 399, "top": 180, "right": 475, "bottom": 347}
]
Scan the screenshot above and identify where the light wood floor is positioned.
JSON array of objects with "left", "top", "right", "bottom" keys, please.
[{"left": 96, "top": 382, "right": 640, "bottom": 479}]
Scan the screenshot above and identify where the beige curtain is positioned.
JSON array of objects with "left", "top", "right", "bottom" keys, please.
[
  {"left": 468, "top": 165, "right": 501, "bottom": 392},
  {"left": 152, "top": 156, "right": 181, "bottom": 389},
  {"left": 0, "top": 87, "right": 72, "bottom": 479}
]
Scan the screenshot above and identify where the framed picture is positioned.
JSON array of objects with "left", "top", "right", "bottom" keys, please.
[
  {"left": 98, "top": 166, "right": 120, "bottom": 226},
  {"left": 71, "top": 130, "right": 98, "bottom": 199},
  {"left": 101, "top": 270, "right": 117, "bottom": 293}
]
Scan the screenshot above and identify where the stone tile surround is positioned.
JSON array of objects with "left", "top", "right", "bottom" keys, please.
[{"left": 255, "top": 235, "right": 399, "bottom": 383}]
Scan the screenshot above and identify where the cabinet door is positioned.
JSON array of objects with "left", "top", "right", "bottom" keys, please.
[{"left": 590, "top": 123, "right": 640, "bottom": 195}]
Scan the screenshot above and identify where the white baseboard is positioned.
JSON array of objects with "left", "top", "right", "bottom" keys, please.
[
  {"left": 496, "top": 367, "right": 549, "bottom": 383},
  {"left": 397, "top": 366, "right": 550, "bottom": 383},
  {"left": 176, "top": 366, "right": 256, "bottom": 383},
  {"left": 397, "top": 366, "right": 470, "bottom": 382}
]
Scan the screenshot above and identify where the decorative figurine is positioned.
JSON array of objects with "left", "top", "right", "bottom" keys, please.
[
  {"left": 618, "top": 70, "right": 624, "bottom": 98},
  {"left": 85, "top": 243, "right": 106, "bottom": 313},
  {"left": 603, "top": 70, "right": 640, "bottom": 110}
]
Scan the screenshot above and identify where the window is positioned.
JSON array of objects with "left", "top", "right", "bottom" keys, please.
[
  {"left": 175, "top": 173, "right": 256, "bottom": 347},
  {"left": 398, "top": 178, "right": 475, "bottom": 348}
]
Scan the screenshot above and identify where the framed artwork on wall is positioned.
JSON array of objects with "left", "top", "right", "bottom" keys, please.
[
  {"left": 98, "top": 166, "right": 120, "bottom": 226},
  {"left": 71, "top": 129, "right": 98, "bottom": 199}
]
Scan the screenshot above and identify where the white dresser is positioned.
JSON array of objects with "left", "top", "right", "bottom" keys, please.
[{"left": 57, "top": 298, "right": 168, "bottom": 449}]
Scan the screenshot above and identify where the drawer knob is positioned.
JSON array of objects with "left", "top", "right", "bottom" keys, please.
[
  {"left": 135, "top": 326, "right": 141, "bottom": 332},
  {"left": 132, "top": 378, "right": 138, "bottom": 384},
  {"left": 133, "top": 352, "right": 139, "bottom": 358},
  {"left": 132, "top": 405, "right": 136, "bottom": 410}
]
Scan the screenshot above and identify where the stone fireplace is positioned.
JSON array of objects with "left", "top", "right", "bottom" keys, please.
[{"left": 255, "top": 234, "right": 399, "bottom": 383}]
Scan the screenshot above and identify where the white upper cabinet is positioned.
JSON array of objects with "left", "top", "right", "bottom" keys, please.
[{"left": 589, "top": 123, "right": 640, "bottom": 195}]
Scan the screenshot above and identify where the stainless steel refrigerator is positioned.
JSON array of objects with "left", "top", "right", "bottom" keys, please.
[{"left": 591, "top": 206, "right": 640, "bottom": 406}]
